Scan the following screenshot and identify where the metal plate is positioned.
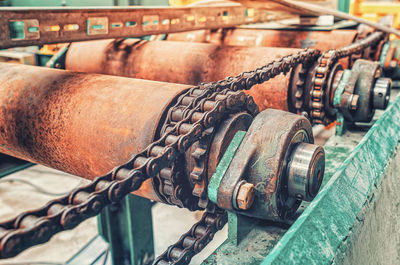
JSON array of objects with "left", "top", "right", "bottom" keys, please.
[{"left": 0, "top": 6, "right": 271, "bottom": 48}]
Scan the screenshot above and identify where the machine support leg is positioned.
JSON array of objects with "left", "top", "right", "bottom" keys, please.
[
  {"left": 98, "top": 194, "right": 154, "bottom": 265},
  {"left": 227, "top": 212, "right": 257, "bottom": 246}
]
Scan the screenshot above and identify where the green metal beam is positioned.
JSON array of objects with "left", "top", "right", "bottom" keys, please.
[{"left": 98, "top": 194, "right": 154, "bottom": 265}]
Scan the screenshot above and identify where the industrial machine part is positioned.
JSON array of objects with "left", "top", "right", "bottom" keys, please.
[
  {"left": 207, "top": 110, "right": 324, "bottom": 221},
  {"left": 0, "top": 55, "right": 325, "bottom": 263},
  {"left": 380, "top": 39, "right": 400, "bottom": 83},
  {"left": 0, "top": 5, "right": 271, "bottom": 49},
  {"left": 65, "top": 32, "right": 391, "bottom": 126},
  {"left": 166, "top": 26, "right": 390, "bottom": 69},
  {"left": 167, "top": 28, "right": 359, "bottom": 50}
]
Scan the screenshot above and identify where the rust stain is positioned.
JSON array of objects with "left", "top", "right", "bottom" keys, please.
[
  {"left": 0, "top": 62, "right": 190, "bottom": 201},
  {"left": 66, "top": 39, "right": 297, "bottom": 112}
]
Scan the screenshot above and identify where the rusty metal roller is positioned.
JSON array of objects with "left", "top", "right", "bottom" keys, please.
[
  {"left": 167, "top": 28, "right": 359, "bottom": 50},
  {"left": 166, "top": 27, "right": 389, "bottom": 69},
  {"left": 0, "top": 62, "right": 258, "bottom": 204},
  {"left": 0, "top": 62, "right": 191, "bottom": 201},
  {"left": 66, "top": 38, "right": 301, "bottom": 113},
  {"left": 0, "top": 62, "right": 325, "bottom": 215},
  {"left": 65, "top": 38, "right": 392, "bottom": 126},
  {"left": 166, "top": 28, "right": 360, "bottom": 70}
]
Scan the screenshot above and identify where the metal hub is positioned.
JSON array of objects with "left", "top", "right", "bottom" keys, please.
[
  {"left": 338, "top": 59, "right": 390, "bottom": 123},
  {"left": 286, "top": 143, "right": 325, "bottom": 201},
  {"left": 208, "top": 109, "right": 325, "bottom": 221},
  {"left": 372, "top": 77, "right": 392, "bottom": 110}
]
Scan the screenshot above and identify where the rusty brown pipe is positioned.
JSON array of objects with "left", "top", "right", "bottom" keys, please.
[
  {"left": 167, "top": 28, "right": 359, "bottom": 51},
  {"left": 166, "top": 28, "right": 387, "bottom": 68},
  {"left": 66, "top": 39, "right": 301, "bottom": 113},
  {"left": 0, "top": 62, "right": 193, "bottom": 201}
]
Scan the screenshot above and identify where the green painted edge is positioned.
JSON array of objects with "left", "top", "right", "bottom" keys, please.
[
  {"left": 0, "top": 162, "right": 34, "bottom": 179},
  {"left": 47, "top": 44, "right": 69, "bottom": 68},
  {"left": 208, "top": 130, "right": 246, "bottom": 205},
  {"left": 379, "top": 42, "right": 390, "bottom": 68},
  {"left": 334, "top": 69, "right": 351, "bottom": 136},
  {"left": 261, "top": 95, "right": 400, "bottom": 265},
  {"left": 333, "top": 69, "right": 351, "bottom": 107}
]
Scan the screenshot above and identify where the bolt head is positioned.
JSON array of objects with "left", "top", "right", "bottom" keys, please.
[{"left": 236, "top": 182, "right": 255, "bottom": 210}]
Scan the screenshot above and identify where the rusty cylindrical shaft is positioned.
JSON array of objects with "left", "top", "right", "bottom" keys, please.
[
  {"left": 167, "top": 28, "right": 358, "bottom": 51},
  {"left": 0, "top": 62, "right": 192, "bottom": 201},
  {"left": 166, "top": 28, "right": 370, "bottom": 68},
  {"left": 66, "top": 39, "right": 302, "bottom": 112}
]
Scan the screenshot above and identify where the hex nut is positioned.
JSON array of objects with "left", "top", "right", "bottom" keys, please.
[{"left": 236, "top": 182, "right": 255, "bottom": 210}]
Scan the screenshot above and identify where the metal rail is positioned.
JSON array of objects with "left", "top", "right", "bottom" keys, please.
[{"left": 0, "top": 5, "right": 270, "bottom": 48}]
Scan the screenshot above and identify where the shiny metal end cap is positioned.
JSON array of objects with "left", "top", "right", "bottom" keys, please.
[
  {"left": 287, "top": 143, "right": 325, "bottom": 202},
  {"left": 373, "top": 77, "right": 392, "bottom": 110}
]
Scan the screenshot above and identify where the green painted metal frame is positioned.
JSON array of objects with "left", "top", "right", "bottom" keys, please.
[
  {"left": 47, "top": 44, "right": 70, "bottom": 69},
  {"left": 0, "top": 154, "right": 34, "bottom": 179},
  {"left": 208, "top": 130, "right": 246, "bottom": 205},
  {"left": 98, "top": 194, "right": 154, "bottom": 265},
  {"left": 334, "top": 69, "right": 352, "bottom": 136}
]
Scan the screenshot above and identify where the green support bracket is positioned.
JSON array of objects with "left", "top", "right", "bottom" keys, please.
[
  {"left": 47, "top": 44, "right": 70, "bottom": 69},
  {"left": 98, "top": 194, "right": 154, "bottom": 265},
  {"left": 334, "top": 69, "right": 352, "bottom": 136},
  {"left": 208, "top": 130, "right": 246, "bottom": 205},
  {"left": 227, "top": 211, "right": 258, "bottom": 246}
]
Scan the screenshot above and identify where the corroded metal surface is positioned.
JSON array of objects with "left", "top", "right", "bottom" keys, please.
[
  {"left": 166, "top": 28, "right": 379, "bottom": 68},
  {"left": 214, "top": 109, "right": 321, "bottom": 221},
  {"left": 167, "top": 28, "right": 358, "bottom": 50},
  {"left": 260, "top": 89, "right": 400, "bottom": 265},
  {"left": 0, "top": 5, "right": 272, "bottom": 49},
  {"left": 66, "top": 39, "right": 301, "bottom": 111},
  {"left": 0, "top": 50, "right": 323, "bottom": 260},
  {"left": 0, "top": 62, "right": 190, "bottom": 200}
]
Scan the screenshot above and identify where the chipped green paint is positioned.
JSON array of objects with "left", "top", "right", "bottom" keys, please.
[
  {"left": 208, "top": 130, "right": 246, "bottom": 204},
  {"left": 261, "top": 95, "right": 400, "bottom": 265},
  {"left": 379, "top": 42, "right": 390, "bottom": 68}
]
